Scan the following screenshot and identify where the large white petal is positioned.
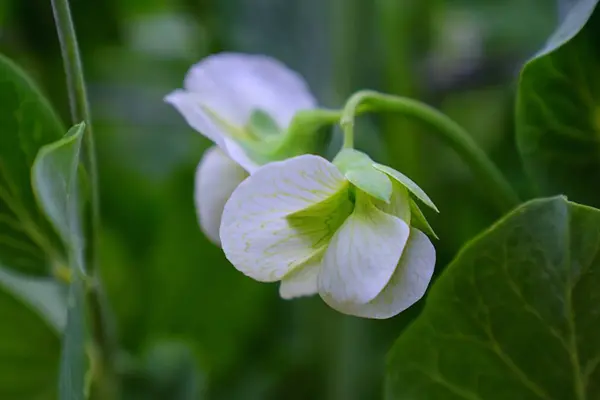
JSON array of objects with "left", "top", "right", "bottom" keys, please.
[
  {"left": 327, "top": 229, "right": 435, "bottom": 319},
  {"left": 195, "top": 147, "right": 248, "bottom": 245},
  {"left": 220, "top": 155, "right": 350, "bottom": 282},
  {"left": 279, "top": 250, "right": 323, "bottom": 299},
  {"left": 183, "top": 53, "right": 316, "bottom": 128},
  {"left": 318, "top": 192, "right": 410, "bottom": 306}
]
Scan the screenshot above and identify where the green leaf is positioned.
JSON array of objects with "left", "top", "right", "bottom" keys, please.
[
  {"left": 516, "top": 0, "right": 600, "bottom": 207},
  {"left": 386, "top": 196, "right": 600, "bottom": 399},
  {"left": 31, "top": 124, "right": 87, "bottom": 400},
  {"left": 0, "top": 264, "right": 64, "bottom": 399},
  {"left": 32, "top": 123, "right": 85, "bottom": 271},
  {"left": 0, "top": 53, "right": 65, "bottom": 274}
]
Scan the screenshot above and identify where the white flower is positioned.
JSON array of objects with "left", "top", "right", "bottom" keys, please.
[
  {"left": 219, "top": 151, "right": 437, "bottom": 319},
  {"left": 165, "top": 53, "right": 317, "bottom": 244}
]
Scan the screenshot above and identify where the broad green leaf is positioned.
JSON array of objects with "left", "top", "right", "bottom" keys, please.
[
  {"left": 516, "top": 0, "right": 600, "bottom": 207},
  {"left": 31, "top": 124, "right": 87, "bottom": 400},
  {"left": 0, "top": 53, "right": 65, "bottom": 274},
  {"left": 0, "top": 264, "right": 64, "bottom": 399},
  {"left": 386, "top": 196, "right": 600, "bottom": 399}
]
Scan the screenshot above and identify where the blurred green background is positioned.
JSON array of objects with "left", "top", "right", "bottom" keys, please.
[{"left": 0, "top": 0, "right": 557, "bottom": 398}]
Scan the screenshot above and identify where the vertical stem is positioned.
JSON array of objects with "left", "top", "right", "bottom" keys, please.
[
  {"left": 50, "top": 0, "right": 100, "bottom": 273},
  {"left": 50, "top": 0, "right": 117, "bottom": 397}
]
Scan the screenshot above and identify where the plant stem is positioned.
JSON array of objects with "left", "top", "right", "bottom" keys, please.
[
  {"left": 50, "top": 0, "right": 100, "bottom": 272},
  {"left": 50, "top": 0, "right": 117, "bottom": 396},
  {"left": 341, "top": 90, "right": 520, "bottom": 213}
]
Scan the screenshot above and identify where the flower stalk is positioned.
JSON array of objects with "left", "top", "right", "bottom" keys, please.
[{"left": 340, "top": 90, "right": 520, "bottom": 213}]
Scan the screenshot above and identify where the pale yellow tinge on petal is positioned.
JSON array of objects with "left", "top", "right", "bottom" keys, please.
[
  {"left": 318, "top": 191, "right": 410, "bottom": 306},
  {"left": 220, "top": 155, "right": 350, "bottom": 282}
]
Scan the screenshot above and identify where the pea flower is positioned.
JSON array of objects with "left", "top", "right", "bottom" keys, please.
[
  {"left": 220, "top": 149, "right": 437, "bottom": 319},
  {"left": 165, "top": 53, "right": 317, "bottom": 244}
]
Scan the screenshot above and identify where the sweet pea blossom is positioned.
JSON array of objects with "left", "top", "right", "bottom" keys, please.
[
  {"left": 220, "top": 149, "right": 437, "bottom": 319},
  {"left": 165, "top": 53, "right": 317, "bottom": 244}
]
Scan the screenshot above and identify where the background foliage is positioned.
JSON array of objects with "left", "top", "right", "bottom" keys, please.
[{"left": 3, "top": 0, "right": 594, "bottom": 399}]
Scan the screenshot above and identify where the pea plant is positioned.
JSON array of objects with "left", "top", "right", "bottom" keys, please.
[{"left": 0, "top": 0, "right": 598, "bottom": 399}]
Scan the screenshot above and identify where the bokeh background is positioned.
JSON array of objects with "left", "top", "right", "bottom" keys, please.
[{"left": 0, "top": 0, "right": 558, "bottom": 398}]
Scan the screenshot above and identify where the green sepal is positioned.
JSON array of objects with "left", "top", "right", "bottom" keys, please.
[
  {"left": 409, "top": 199, "right": 438, "bottom": 239},
  {"left": 333, "top": 149, "right": 393, "bottom": 203},
  {"left": 269, "top": 109, "right": 339, "bottom": 159},
  {"left": 240, "top": 108, "right": 340, "bottom": 167},
  {"left": 373, "top": 163, "right": 438, "bottom": 212},
  {"left": 246, "top": 109, "right": 281, "bottom": 139}
]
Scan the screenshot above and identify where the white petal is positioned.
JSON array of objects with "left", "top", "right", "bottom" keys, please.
[
  {"left": 195, "top": 147, "right": 248, "bottom": 245},
  {"left": 164, "top": 90, "right": 228, "bottom": 147},
  {"left": 329, "top": 229, "right": 435, "bottom": 319},
  {"left": 279, "top": 251, "right": 323, "bottom": 299},
  {"left": 183, "top": 53, "right": 316, "bottom": 128},
  {"left": 318, "top": 192, "right": 410, "bottom": 306},
  {"left": 220, "top": 155, "right": 350, "bottom": 282},
  {"left": 165, "top": 91, "right": 261, "bottom": 172},
  {"left": 222, "top": 137, "right": 261, "bottom": 173}
]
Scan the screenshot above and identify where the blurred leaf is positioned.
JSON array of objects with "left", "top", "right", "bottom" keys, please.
[
  {"left": 0, "top": 264, "right": 63, "bottom": 399},
  {"left": 516, "top": 0, "right": 600, "bottom": 206},
  {"left": 120, "top": 341, "right": 204, "bottom": 400},
  {"left": 0, "top": 53, "right": 65, "bottom": 274},
  {"left": 145, "top": 167, "right": 270, "bottom": 376},
  {"left": 386, "top": 196, "right": 600, "bottom": 399},
  {"left": 0, "top": 266, "right": 66, "bottom": 331},
  {"left": 31, "top": 124, "right": 87, "bottom": 400},
  {"left": 31, "top": 123, "right": 85, "bottom": 271}
]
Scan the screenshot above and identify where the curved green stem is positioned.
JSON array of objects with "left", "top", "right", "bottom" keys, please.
[
  {"left": 274, "top": 108, "right": 343, "bottom": 156},
  {"left": 341, "top": 90, "right": 520, "bottom": 213}
]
